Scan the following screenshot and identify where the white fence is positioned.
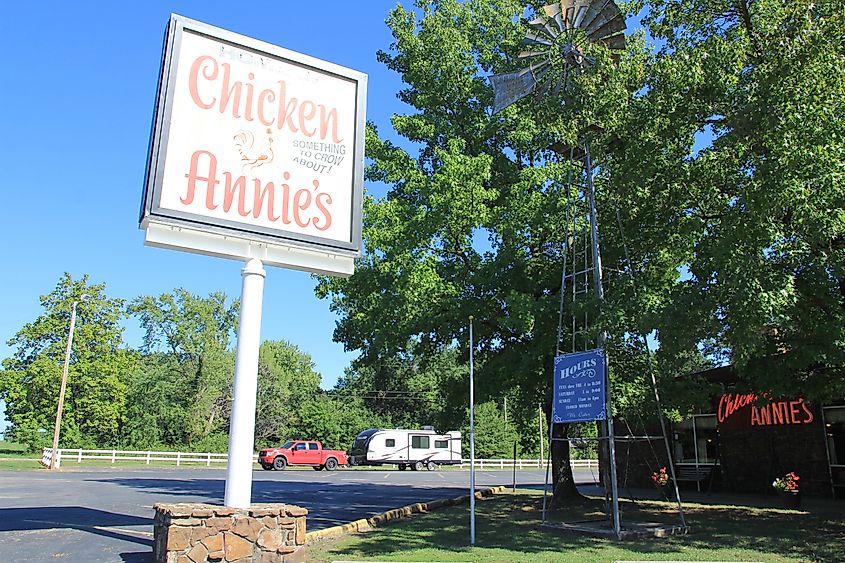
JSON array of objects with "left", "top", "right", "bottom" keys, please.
[
  {"left": 41, "top": 448, "right": 259, "bottom": 468},
  {"left": 41, "top": 447, "right": 598, "bottom": 470},
  {"left": 460, "top": 458, "right": 598, "bottom": 470}
]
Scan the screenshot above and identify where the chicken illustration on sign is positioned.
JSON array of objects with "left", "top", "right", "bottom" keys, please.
[{"left": 234, "top": 129, "right": 275, "bottom": 172}]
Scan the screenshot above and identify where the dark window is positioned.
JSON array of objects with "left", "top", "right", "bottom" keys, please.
[
  {"left": 411, "top": 436, "right": 430, "bottom": 449},
  {"left": 435, "top": 440, "right": 448, "bottom": 449},
  {"left": 295, "top": 443, "right": 306, "bottom": 451},
  {"left": 308, "top": 443, "right": 319, "bottom": 450},
  {"left": 673, "top": 415, "right": 717, "bottom": 464},
  {"left": 386, "top": 439, "right": 396, "bottom": 447},
  {"left": 825, "top": 407, "right": 845, "bottom": 498}
]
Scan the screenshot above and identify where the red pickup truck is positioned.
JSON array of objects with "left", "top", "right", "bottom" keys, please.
[{"left": 258, "top": 440, "right": 348, "bottom": 471}]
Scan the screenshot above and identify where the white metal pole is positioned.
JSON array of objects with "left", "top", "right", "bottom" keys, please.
[
  {"left": 469, "top": 315, "right": 476, "bottom": 546},
  {"left": 538, "top": 404, "right": 544, "bottom": 467},
  {"left": 224, "top": 258, "right": 266, "bottom": 509},
  {"left": 50, "top": 300, "right": 79, "bottom": 471}
]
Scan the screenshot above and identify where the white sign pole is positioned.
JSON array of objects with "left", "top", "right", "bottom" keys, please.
[
  {"left": 468, "top": 315, "right": 476, "bottom": 546},
  {"left": 224, "top": 258, "right": 266, "bottom": 509}
]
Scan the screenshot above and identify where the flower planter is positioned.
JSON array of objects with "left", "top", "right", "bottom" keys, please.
[{"left": 779, "top": 490, "right": 801, "bottom": 510}]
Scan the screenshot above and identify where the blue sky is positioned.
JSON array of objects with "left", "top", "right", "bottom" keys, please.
[{"left": 0, "top": 1, "right": 408, "bottom": 430}]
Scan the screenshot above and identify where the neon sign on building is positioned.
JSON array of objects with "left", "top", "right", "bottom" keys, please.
[{"left": 717, "top": 393, "right": 814, "bottom": 427}]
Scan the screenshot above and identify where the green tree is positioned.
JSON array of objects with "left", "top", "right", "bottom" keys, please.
[
  {"left": 254, "top": 340, "right": 322, "bottom": 447},
  {"left": 605, "top": 0, "right": 845, "bottom": 401},
  {"left": 128, "top": 289, "right": 238, "bottom": 445},
  {"left": 296, "top": 392, "right": 379, "bottom": 450},
  {"left": 121, "top": 353, "right": 190, "bottom": 448},
  {"left": 335, "top": 345, "right": 466, "bottom": 431},
  {"left": 0, "top": 273, "right": 131, "bottom": 450},
  {"left": 464, "top": 401, "right": 520, "bottom": 459},
  {"left": 316, "top": 0, "right": 647, "bottom": 505}
]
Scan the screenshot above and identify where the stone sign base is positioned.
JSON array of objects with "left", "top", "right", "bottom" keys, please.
[{"left": 153, "top": 503, "right": 307, "bottom": 562}]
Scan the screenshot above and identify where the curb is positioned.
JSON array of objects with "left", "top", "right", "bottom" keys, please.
[{"left": 306, "top": 485, "right": 507, "bottom": 542}]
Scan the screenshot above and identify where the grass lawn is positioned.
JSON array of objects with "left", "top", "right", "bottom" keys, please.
[
  {"left": 0, "top": 441, "right": 41, "bottom": 470},
  {"left": 304, "top": 489, "right": 845, "bottom": 562}
]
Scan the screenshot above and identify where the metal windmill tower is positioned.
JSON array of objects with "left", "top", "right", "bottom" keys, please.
[
  {"left": 489, "top": 0, "right": 627, "bottom": 536},
  {"left": 489, "top": 0, "right": 688, "bottom": 539}
]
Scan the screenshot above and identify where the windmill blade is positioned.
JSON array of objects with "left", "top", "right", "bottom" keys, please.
[
  {"left": 583, "top": 2, "right": 625, "bottom": 39},
  {"left": 604, "top": 32, "right": 626, "bottom": 52},
  {"left": 560, "top": 0, "right": 593, "bottom": 29},
  {"left": 519, "top": 50, "right": 550, "bottom": 59}
]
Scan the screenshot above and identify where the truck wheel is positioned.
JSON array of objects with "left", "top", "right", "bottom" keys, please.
[
  {"left": 325, "top": 458, "right": 338, "bottom": 471},
  {"left": 426, "top": 461, "right": 437, "bottom": 471},
  {"left": 413, "top": 461, "right": 424, "bottom": 471},
  {"left": 273, "top": 457, "right": 287, "bottom": 471},
  {"left": 313, "top": 465, "right": 323, "bottom": 471},
  {"left": 398, "top": 463, "right": 406, "bottom": 471}
]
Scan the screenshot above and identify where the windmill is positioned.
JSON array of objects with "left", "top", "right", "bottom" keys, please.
[
  {"left": 489, "top": 0, "right": 625, "bottom": 113},
  {"left": 489, "top": 1, "right": 687, "bottom": 539}
]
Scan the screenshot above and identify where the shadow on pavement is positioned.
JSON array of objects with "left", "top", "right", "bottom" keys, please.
[
  {"left": 85, "top": 476, "right": 473, "bottom": 531},
  {"left": 0, "top": 506, "right": 153, "bottom": 548}
]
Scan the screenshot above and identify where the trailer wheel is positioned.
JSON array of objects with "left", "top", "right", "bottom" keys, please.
[
  {"left": 413, "top": 461, "right": 424, "bottom": 471},
  {"left": 325, "top": 458, "right": 338, "bottom": 471},
  {"left": 273, "top": 457, "right": 287, "bottom": 471},
  {"left": 398, "top": 463, "right": 406, "bottom": 471},
  {"left": 426, "top": 461, "right": 437, "bottom": 471}
]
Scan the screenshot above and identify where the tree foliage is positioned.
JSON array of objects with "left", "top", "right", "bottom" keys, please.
[
  {"left": 255, "top": 340, "right": 322, "bottom": 447},
  {"left": 0, "top": 273, "right": 132, "bottom": 450},
  {"left": 127, "top": 289, "right": 239, "bottom": 446},
  {"left": 606, "top": 0, "right": 845, "bottom": 400},
  {"left": 315, "top": 0, "right": 649, "bottom": 503}
]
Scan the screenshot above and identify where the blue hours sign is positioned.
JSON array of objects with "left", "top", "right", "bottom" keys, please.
[{"left": 552, "top": 349, "right": 606, "bottom": 423}]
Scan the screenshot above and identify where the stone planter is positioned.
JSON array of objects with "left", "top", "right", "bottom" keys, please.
[
  {"left": 153, "top": 503, "right": 307, "bottom": 562},
  {"left": 658, "top": 484, "right": 673, "bottom": 501},
  {"left": 778, "top": 490, "right": 801, "bottom": 510}
]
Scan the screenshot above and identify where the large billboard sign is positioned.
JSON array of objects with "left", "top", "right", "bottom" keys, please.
[
  {"left": 141, "top": 15, "right": 367, "bottom": 276},
  {"left": 552, "top": 349, "right": 607, "bottom": 423}
]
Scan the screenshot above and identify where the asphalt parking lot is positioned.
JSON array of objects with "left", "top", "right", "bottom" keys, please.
[{"left": 1, "top": 466, "right": 596, "bottom": 562}]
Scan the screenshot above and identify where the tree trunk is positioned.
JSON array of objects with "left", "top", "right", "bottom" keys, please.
[{"left": 550, "top": 422, "right": 585, "bottom": 508}]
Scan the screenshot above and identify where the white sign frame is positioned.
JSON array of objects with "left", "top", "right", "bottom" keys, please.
[{"left": 140, "top": 14, "right": 367, "bottom": 276}]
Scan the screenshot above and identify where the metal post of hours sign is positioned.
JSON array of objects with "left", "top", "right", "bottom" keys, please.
[{"left": 142, "top": 15, "right": 366, "bottom": 509}]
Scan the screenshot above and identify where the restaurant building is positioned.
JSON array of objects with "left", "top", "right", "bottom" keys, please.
[{"left": 616, "top": 366, "right": 845, "bottom": 498}]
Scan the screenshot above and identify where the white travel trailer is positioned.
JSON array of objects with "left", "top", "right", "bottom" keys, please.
[{"left": 349, "top": 428, "right": 462, "bottom": 470}]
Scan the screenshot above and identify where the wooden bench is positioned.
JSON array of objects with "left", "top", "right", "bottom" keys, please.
[{"left": 675, "top": 464, "right": 717, "bottom": 487}]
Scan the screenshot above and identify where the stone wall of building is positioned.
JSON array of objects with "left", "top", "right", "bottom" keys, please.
[{"left": 153, "top": 503, "right": 306, "bottom": 563}]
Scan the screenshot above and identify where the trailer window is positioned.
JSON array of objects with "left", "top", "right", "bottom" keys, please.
[
  {"left": 411, "top": 436, "right": 430, "bottom": 449},
  {"left": 435, "top": 440, "right": 448, "bottom": 449},
  {"left": 386, "top": 439, "right": 395, "bottom": 447}
]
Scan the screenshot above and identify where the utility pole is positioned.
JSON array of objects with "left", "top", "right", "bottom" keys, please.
[
  {"left": 50, "top": 298, "right": 82, "bottom": 470},
  {"left": 504, "top": 397, "right": 508, "bottom": 427}
]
